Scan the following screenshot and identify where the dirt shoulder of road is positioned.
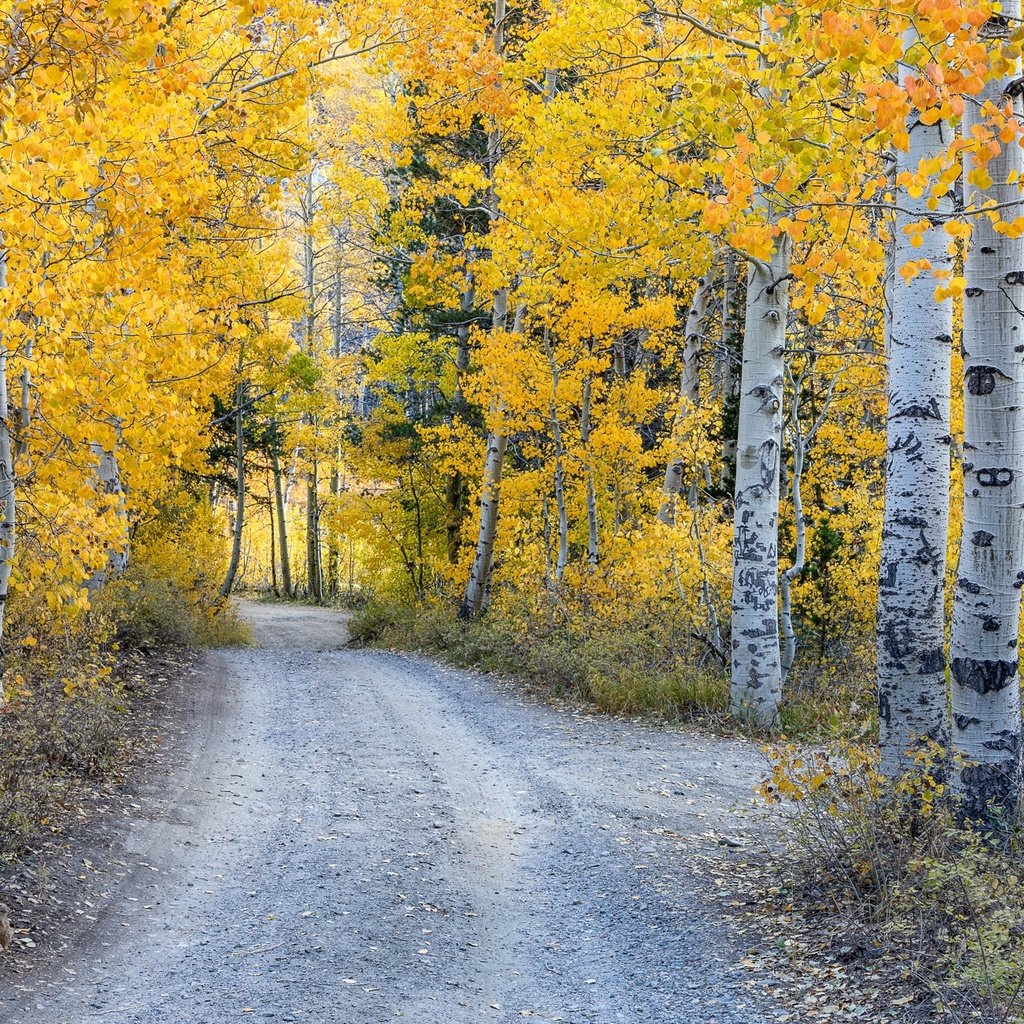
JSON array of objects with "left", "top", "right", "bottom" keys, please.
[{"left": 0, "top": 647, "right": 204, "bottom": 983}]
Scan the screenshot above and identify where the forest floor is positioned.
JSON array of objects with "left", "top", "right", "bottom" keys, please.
[{"left": 0, "top": 601, "right": 785, "bottom": 1024}]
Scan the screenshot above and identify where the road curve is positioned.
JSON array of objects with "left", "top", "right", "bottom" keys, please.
[{"left": 2, "top": 601, "right": 775, "bottom": 1024}]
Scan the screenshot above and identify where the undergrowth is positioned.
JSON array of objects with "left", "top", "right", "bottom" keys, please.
[
  {"left": 348, "top": 597, "right": 872, "bottom": 735},
  {"left": 0, "top": 490, "right": 251, "bottom": 859},
  {"left": 349, "top": 596, "right": 729, "bottom": 722},
  {"left": 98, "top": 568, "right": 253, "bottom": 649},
  {"left": 0, "top": 621, "right": 130, "bottom": 858},
  {"left": 756, "top": 743, "right": 1024, "bottom": 1022}
]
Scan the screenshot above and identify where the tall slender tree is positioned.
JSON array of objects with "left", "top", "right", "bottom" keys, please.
[
  {"left": 271, "top": 439, "right": 293, "bottom": 598},
  {"left": 220, "top": 376, "right": 247, "bottom": 599},
  {"left": 949, "top": 7, "right": 1024, "bottom": 821},
  {"left": 876, "top": 29, "right": 954, "bottom": 778},
  {"left": 0, "top": 247, "right": 15, "bottom": 670},
  {"left": 730, "top": 237, "right": 791, "bottom": 725},
  {"left": 659, "top": 274, "right": 712, "bottom": 525},
  {"left": 460, "top": 0, "right": 512, "bottom": 618}
]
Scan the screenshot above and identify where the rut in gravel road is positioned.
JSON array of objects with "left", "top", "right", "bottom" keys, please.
[{"left": 2, "top": 601, "right": 779, "bottom": 1024}]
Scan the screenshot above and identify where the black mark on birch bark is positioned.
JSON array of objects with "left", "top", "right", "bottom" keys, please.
[
  {"left": 954, "top": 713, "right": 982, "bottom": 731},
  {"left": 895, "top": 513, "right": 928, "bottom": 529},
  {"left": 894, "top": 398, "right": 942, "bottom": 421},
  {"left": 951, "top": 657, "right": 1018, "bottom": 693},
  {"left": 892, "top": 432, "right": 924, "bottom": 463},
  {"left": 914, "top": 531, "right": 939, "bottom": 567},
  {"left": 966, "top": 365, "right": 1002, "bottom": 395},
  {"left": 976, "top": 468, "right": 1014, "bottom": 487}
]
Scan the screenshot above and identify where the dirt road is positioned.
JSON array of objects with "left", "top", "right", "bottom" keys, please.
[{"left": 1, "top": 601, "right": 776, "bottom": 1023}]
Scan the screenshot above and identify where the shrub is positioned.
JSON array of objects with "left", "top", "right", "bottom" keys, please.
[
  {"left": 99, "top": 570, "right": 198, "bottom": 648},
  {"left": 348, "top": 600, "right": 413, "bottom": 644},
  {"left": 759, "top": 742, "right": 1024, "bottom": 1021},
  {"left": 350, "top": 596, "right": 730, "bottom": 722},
  {"left": 0, "top": 629, "right": 127, "bottom": 856},
  {"left": 90, "top": 487, "right": 253, "bottom": 650},
  {"left": 0, "top": 485, "right": 252, "bottom": 858}
]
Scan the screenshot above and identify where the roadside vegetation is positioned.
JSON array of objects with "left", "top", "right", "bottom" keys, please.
[
  {"left": 0, "top": 493, "right": 250, "bottom": 860},
  {"left": 349, "top": 596, "right": 731, "bottom": 722},
  {"left": 751, "top": 747, "right": 1024, "bottom": 1023},
  {"left": 347, "top": 595, "right": 867, "bottom": 741}
]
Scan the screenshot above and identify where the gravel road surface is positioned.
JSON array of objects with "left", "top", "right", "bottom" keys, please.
[{"left": 1, "top": 601, "right": 777, "bottom": 1023}]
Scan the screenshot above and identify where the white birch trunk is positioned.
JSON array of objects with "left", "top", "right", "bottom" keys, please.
[
  {"left": 445, "top": 282, "right": 475, "bottom": 565},
  {"left": 327, "top": 258, "right": 344, "bottom": 596},
  {"left": 302, "top": 172, "right": 324, "bottom": 604},
  {"left": 949, "top": 10, "right": 1024, "bottom": 820},
  {"left": 460, "top": 289, "right": 512, "bottom": 618},
  {"left": 659, "top": 275, "right": 712, "bottom": 525},
  {"left": 85, "top": 436, "right": 128, "bottom": 593},
  {"left": 306, "top": 460, "right": 322, "bottom": 602},
  {"left": 271, "top": 442, "right": 292, "bottom": 598},
  {"left": 543, "top": 327, "right": 569, "bottom": 583},
  {"left": 460, "top": 429, "right": 508, "bottom": 617},
  {"left": 268, "top": 475, "right": 278, "bottom": 595},
  {"left": 220, "top": 380, "right": 246, "bottom": 599},
  {"left": 542, "top": 493, "right": 553, "bottom": 590},
  {"left": 581, "top": 373, "right": 599, "bottom": 567},
  {"left": 0, "top": 248, "right": 14, "bottom": 673},
  {"left": 554, "top": 452, "right": 568, "bottom": 582},
  {"left": 0, "top": 373, "right": 12, "bottom": 683},
  {"left": 692, "top": 502, "right": 724, "bottom": 660},
  {"left": 730, "top": 238, "right": 790, "bottom": 726},
  {"left": 877, "top": 41, "right": 954, "bottom": 778},
  {"left": 0, "top": 349, "right": 14, "bottom": 652},
  {"left": 728, "top": 12, "right": 788, "bottom": 705}
]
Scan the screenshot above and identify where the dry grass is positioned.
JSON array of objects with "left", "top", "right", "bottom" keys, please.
[{"left": 350, "top": 598, "right": 732, "bottom": 724}]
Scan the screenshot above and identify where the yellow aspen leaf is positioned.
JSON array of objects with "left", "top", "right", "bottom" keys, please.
[{"left": 968, "top": 166, "right": 994, "bottom": 190}]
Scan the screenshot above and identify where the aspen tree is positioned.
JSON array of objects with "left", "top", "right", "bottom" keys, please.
[
  {"left": 461, "top": 293, "right": 522, "bottom": 617},
  {"left": 542, "top": 326, "right": 569, "bottom": 584},
  {"left": 728, "top": 5, "right": 791, "bottom": 726},
  {"left": 949, "top": 7, "right": 1024, "bottom": 821},
  {"left": 729, "top": 237, "right": 791, "bottom": 725},
  {"left": 716, "top": 253, "right": 743, "bottom": 495},
  {"left": 84, "top": 435, "right": 129, "bottom": 593},
  {"left": 327, "top": 253, "right": 345, "bottom": 598},
  {"left": 0, "top": 248, "right": 15, "bottom": 668},
  {"left": 876, "top": 28, "right": 954, "bottom": 779},
  {"left": 659, "top": 275, "right": 712, "bottom": 526},
  {"left": 220, "top": 377, "right": 247, "bottom": 599},
  {"left": 460, "top": 0, "right": 512, "bottom": 619},
  {"left": 271, "top": 440, "right": 293, "bottom": 598},
  {"left": 580, "top": 368, "right": 600, "bottom": 567},
  {"left": 779, "top": 357, "right": 843, "bottom": 682},
  {"left": 300, "top": 167, "right": 324, "bottom": 603},
  {"left": 445, "top": 280, "right": 475, "bottom": 565}
]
